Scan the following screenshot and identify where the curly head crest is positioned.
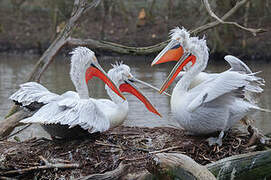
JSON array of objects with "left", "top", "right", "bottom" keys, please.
[
  {"left": 170, "top": 27, "right": 190, "bottom": 41},
  {"left": 111, "top": 61, "right": 124, "bottom": 69}
]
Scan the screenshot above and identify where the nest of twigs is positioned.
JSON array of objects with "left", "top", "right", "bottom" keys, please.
[{"left": 0, "top": 126, "right": 266, "bottom": 179}]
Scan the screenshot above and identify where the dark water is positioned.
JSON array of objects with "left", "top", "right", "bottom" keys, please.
[{"left": 0, "top": 54, "right": 270, "bottom": 140}]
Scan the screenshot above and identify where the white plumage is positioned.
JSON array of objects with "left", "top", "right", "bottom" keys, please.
[
  {"left": 152, "top": 27, "right": 268, "bottom": 145},
  {"left": 176, "top": 55, "right": 264, "bottom": 104},
  {"left": 10, "top": 48, "right": 160, "bottom": 138},
  {"left": 10, "top": 47, "right": 126, "bottom": 135}
]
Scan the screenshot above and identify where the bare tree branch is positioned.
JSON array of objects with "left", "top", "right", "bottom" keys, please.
[
  {"left": 0, "top": 0, "right": 99, "bottom": 138},
  {"left": 68, "top": 0, "right": 261, "bottom": 55},
  {"left": 202, "top": 0, "right": 266, "bottom": 36},
  {"left": 85, "top": 0, "right": 102, "bottom": 11}
]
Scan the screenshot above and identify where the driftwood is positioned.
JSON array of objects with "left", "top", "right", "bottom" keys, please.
[
  {"left": 147, "top": 153, "right": 216, "bottom": 180},
  {"left": 206, "top": 150, "right": 271, "bottom": 180},
  {"left": 146, "top": 150, "right": 271, "bottom": 180},
  {"left": 0, "top": 109, "right": 32, "bottom": 138}
]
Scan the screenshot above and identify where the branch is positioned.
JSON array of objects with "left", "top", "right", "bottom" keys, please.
[
  {"left": 67, "top": 0, "right": 255, "bottom": 55},
  {"left": 67, "top": 37, "right": 169, "bottom": 55},
  {"left": 1, "top": 156, "right": 79, "bottom": 176},
  {"left": 0, "top": 124, "right": 31, "bottom": 141},
  {"left": 0, "top": 110, "right": 32, "bottom": 138},
  {"left": 202, "top": 0, "right": 266, "bottom": 36},
  {"left": 149, "top": 146, "right": 183, "bottom": 154},
  {"left": 85, "top": 0, "right": 102, "bottom": 11}
]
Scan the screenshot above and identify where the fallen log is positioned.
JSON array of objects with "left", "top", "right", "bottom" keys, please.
[
  {"left": 206, "top": 150, "right": 271, "bottom": 180},
  {"left": 146, "top": 150, "right": 271, "bottom": 180},
  {"left": 147, "top": 153, "right": 216, "bottom": 180}
]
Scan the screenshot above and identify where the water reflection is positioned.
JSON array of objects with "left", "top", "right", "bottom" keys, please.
[{"left": 0, "top": 54, "right": 270, "bottom": 140}]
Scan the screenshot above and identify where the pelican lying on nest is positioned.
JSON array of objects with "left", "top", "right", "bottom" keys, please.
[
  {"left": 151, "top": 27, "right": 269, "bottom": 146},
  {"left": 10, "top": 47, "right": 161, "bottom": 139}
]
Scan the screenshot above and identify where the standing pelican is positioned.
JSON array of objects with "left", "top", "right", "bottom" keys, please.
[
  {"left": 10, "top": 47, "right": 160, "bottom": 139},
  {"left": 151, "top": 27, "right": 268, "bottom": 145}
]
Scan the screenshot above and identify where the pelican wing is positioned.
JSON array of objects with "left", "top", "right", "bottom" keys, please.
[
  {"left": 9, "top": 82, "right": 59, "bottom": 106},
  {"left": 224, "top": 55, "right": 252, "bottom": 74},
  {"left": 21, "top": 94, "right": 110, "bottom": 133},
  {"left": 187, "top": 71, "right": 264, "bottom": 112}
]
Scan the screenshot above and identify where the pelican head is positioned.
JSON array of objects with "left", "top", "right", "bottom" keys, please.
[
  {"left": 107, "top": 62, "right": 161, "bottom": 117},
  {"left": 151, "top": 27, "right": 209, "bottom": 93},
  {"left": 151, "top": 27, "right": 191, "bottom": 66},
  {"left": 70, "top": 47, "right": 125, "bottom": 100}
]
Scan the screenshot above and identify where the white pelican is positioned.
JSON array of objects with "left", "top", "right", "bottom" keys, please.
[
  {"left": 151, "top": 27, "right": 268, "bottom": 145},
  {"left": 10, "top": 47, "right": 160, "bottom": 139}
]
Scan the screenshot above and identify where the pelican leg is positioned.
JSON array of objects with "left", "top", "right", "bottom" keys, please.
[{"left": 206, "top": 131, "right": 225, "bottom": 146}]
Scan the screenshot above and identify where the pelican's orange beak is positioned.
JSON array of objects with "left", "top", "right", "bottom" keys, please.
[
  {"left": 151, "top": 40, "right": 184, "bottom": 66},
  {"left": 159, "top": 53, "right": 196, "bottom": 93},
  {"left": 85, "top": 64, "right": 126, "bottom": 100},
  {"left": 119, "top": 81, "right": 161, "bottom": 117}
]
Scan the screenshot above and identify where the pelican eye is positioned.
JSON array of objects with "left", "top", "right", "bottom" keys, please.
[{"left": 171, "top": 44, "right": 181, "bottom": 49}]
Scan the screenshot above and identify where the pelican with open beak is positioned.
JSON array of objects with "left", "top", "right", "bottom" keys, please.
[
  {"left": 11, "top": 47, "right": 161, "bottom": 139},
  {"left": 151, "top": 27, "right": 268, "bottom": 146}
]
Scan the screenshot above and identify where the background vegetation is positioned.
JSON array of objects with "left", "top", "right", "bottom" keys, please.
[{"left": 0, "top": 0, "right": 270, "bottom": 59}]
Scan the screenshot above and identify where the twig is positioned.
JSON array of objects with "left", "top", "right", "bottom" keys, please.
[
  {"left": 0, "top": 157, "right": 79, "bottom": 176},
  {"left": 202, "top": 0, "right": 266, "bottom": 36},
  {"left": 131, "top": 147, "right": 150, "bottom": 152},
  {"left": 124, "top": 156, "right": 148, "bottom": 162},
  {"left": 39, "top": 155, "right": 49, "bottom": 165},
  {"left": 0, "top": 176, "right": 17, "bottom": 180},
  {"left": 95, "top": 141, "right": 121, "bottom": 148},
  {"left": 109, "top": 132, "right": 140, "bottom": 136},
  {"left": 149, "top": 146, "right": 182, "bottom": 154}
]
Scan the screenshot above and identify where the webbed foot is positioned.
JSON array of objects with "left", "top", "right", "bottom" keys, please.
[{"left": 206, "top": 131, "right": 224, "bottom": 146}]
